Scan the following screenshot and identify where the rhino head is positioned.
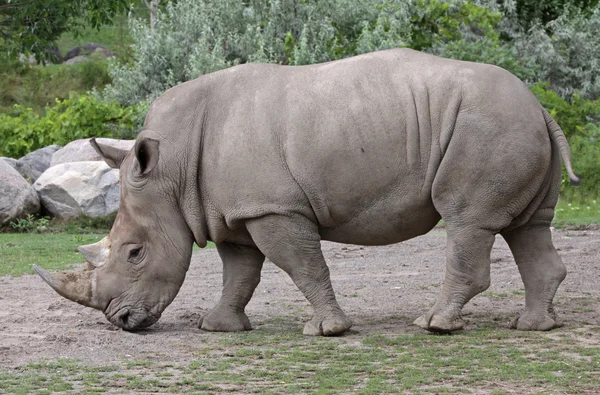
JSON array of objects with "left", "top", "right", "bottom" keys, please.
[{"left": 34, "top": 136, "right": 205, "bottom": 330}]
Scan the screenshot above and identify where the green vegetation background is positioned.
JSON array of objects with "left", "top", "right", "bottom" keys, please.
[
  {"left": 1, "top": 0, "right": 598, "bottom": 198},
  {"left": 0, "top": 4, "right": 598, "bottom": 393},
  {"left": 0, "top": 0, "right": 598, "bottom": 239}
]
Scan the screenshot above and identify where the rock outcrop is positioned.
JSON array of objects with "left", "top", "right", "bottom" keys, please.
[
  {"left": 0, "top": 160, "right": 40, "bottom": 225},
  {"left": 15, "top": 145, "right": 61, "bottom": 183},
  {"left": 51, "top": 138, "right": 134, "bottom": 166},
  {"left": 34, "top": 161, "right": 120, "bottom": 218}
]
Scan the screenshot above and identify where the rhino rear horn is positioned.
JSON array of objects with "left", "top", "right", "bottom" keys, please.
[
  {"left": 78, "top": 237, "right": 110, "bottom": 268},
  {"left": 33, "top": 265, "right": 103, "bottom": 310},
  {"left": 90, "top": 138, "right": 128, "bottom": 169}
]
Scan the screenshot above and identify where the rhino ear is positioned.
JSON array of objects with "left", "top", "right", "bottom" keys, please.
[
  {"left": 90, "top": 138, "right": 128, "bottom": 169},
  {"left": 135, "top": 137, "right": 159, "bottom": 175}
]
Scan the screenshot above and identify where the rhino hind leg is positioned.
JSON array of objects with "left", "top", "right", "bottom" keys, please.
[
  {"left": 200, "top": 242, "right": 265, "bottom": 332},
  {"left": 414, "top": 227, "right": 495, "bottom": 333},
  {"left": 247, "top": 214, "right": 352, "bottom": 336},
  {"left": 502, "top": 216, "right": 566, "bottom": 331}
]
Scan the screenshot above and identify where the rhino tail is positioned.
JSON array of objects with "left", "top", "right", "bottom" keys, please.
[{"left": 543, "top": 108, "right": 580, "bottom": 185}]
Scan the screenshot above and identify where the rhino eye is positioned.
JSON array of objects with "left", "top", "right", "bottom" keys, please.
[{"left": 128, "top": 247, "right": 143, "bottom": 263}]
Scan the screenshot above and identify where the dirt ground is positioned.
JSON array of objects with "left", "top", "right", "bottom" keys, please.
[{"left": 1, "top": 227, "right": 599, "bottom": 368}]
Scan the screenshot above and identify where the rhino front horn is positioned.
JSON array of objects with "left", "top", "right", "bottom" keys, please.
[{"left": 32, "top": 265, "right": 103, "bottom": 310}]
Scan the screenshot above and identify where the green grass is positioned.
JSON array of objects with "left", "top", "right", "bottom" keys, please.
[
  {"left": 554, "top": 195, "right": 600, "bottom": 227},
  {"left": 0, "top": 231, "right": 208, "bottom": 277},
  {"left": 0, "top": 211, "right": 209, "bottom": 276},
  {"left": 55, "top": 15, "right": 134, "bottom": 60},
  {"left": 0, "top": 233, "right": 106, "bottom": 277},
  {"left": 0, "top": 9, "right": 148, "bottom": 116},
  {"left": 0, "top": 60, "right": 112, "bottom": 115},
  {"left": 1, "top": 326, "right": 599, "bottom": 394}
]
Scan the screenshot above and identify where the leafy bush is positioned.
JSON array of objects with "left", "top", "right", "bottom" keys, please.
[
  {"left": 432, "top": 37, "right": 537, "bottom": 81},
  {"left": 531, "top": 83, "right": 600, "bottom": 194},
  {"left": 9, "top": 215, "right": 50, "bottom": 233},
  {"left": 411, "top": 0, "right": 501, "bottom": 50},
  {"left": 0, "top": 93, "right": 146, "bottom": 158},
  {"left": 104, "top": 0, "right": 504, "bottom": 106},
  {"left": 514, "top": 6, "right": 600, "bottom": 100}
]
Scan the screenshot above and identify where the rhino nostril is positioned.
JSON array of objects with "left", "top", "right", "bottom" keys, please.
[{"left": 118, "top": 310, "right": 130, "bottom": 327}]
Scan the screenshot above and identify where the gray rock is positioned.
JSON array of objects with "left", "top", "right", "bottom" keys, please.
[
  {"left": 16, "top": 145, "right": 61, "bottom": 183},
  {"left": 64, "top": 55, "right": 88, "bottom": 65},
  {"left": 1, "top": 157, "right": 17, "bottom": 169},
  {"left": 51, "top": 138, "right": 135, "bottom": 166},
  {"left": 34, "top": 161, "right": 120, "bottom": 218},
  {"left": 65, "top": 43, "right": 106, "bottom": 61},
  {"left": 0, "top": 160, "right": 40, "bottom": 225}
]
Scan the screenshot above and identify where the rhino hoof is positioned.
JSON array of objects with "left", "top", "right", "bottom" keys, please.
[
  {"left": 303, "top": 315, "right": 352, "bottom": 336},
  {"left": 414, "top": 314, "right": 465, "bottom": 333},
  {"left": 198, "top": 309, "right": 252, "bottom": 332},
  {"left": 303, "top": 321, "right": 322, "bottom": 336},
  {"left": 510, "top": 313, "right": 563, "bottom": 331}
]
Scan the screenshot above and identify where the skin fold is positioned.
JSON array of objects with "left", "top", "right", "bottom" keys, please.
[{"left": 35, "top": 48, "right": 578, "bottom": 335}]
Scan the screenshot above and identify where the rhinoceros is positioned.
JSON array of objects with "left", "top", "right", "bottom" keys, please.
[{"left": 34, "top": 48, "right": 579, "bottom": 336}]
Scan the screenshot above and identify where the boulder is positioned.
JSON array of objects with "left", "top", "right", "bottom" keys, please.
[
  {"left": 16, "top": 145, "right": 61, "bottom": 183},
  {"left": 51, "top": 138, "right": 135, "bottom": 166},
  {"left": 64, "top": 55, "right": 87, "bottom": 65},
  {"left": 1, "top": 157, "right": 17, "bottom": 170},
  {"left": 64, "top": 43, "right": 113, "bottom": 62},
  {"left": 33, "top": 161, "right": 120, "bottom": 218},
  {"left": 0, "top": 160, "right": 40, "bottom": 225}
]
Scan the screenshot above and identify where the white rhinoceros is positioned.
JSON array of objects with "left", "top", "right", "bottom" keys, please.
[{"left": 34, "top": 48, "right": 579, "bottom": 336}]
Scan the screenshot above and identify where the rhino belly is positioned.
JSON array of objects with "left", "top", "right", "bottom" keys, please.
[{"left": 318, "top": 196, "right": 440, "bottom": 246}]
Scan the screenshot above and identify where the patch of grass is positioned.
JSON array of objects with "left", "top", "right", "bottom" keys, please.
[
  {"left": 0, "top": 212, "right": 211, "bottom": 276},
  {"left": 554, "top": 195, "right": 600, "bottom": 226},
  {"left": 47, "top": 213, "right": 117, "bottom": 234},
  {"left": 0, "top": 59, "right": 112, "bottom": 116},
  {"left": 3, "top": 327, "right": 599, "bottom": 394},
  {"left": 56, "top": 15, "right": 134, "bottom": 61},
  {"left": 0, "top": 233, "right": 105, "bottom": 276},
  {"left": 3, "top": 213, "right": 115, "bottom": 234}
]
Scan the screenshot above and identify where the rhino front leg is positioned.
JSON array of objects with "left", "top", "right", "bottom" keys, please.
[
  {"left": 502, "top": 223, "right": 566, "bottom": 331},
  {"left": 199, "top": 242, "right": 265, "bottom": 332},
  {"left": 414, "top": 227, "right": 495, "bottom": 332},
  {"left": 246, "top": 214, "right": 352, "bottom": 336}
]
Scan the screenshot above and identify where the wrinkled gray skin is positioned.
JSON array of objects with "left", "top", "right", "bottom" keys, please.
[{"left": 34, "top": 48, "right": 579, "bottom": 335}]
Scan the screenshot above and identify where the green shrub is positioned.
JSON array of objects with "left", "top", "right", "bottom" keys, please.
[
  {"left": 515, "top": 6, "right": 600, "bottom": 100},
  {"left": 9, "top": 215, "right": 50, "bottom": 233},
  {"left": 0, "top": 93, "right": 146, "bottom": 158},
  {"left": 410, "top": 0, "right": 501, "bottom": 50},
  {"left": 104, "top": 0, "right": 504, "bottom": 106},
  {"left": 432, "top": 37, "right": 538, "bottom": 81},
  {"left": 531, "top": 83, "right": 600, "bottom": 195}
]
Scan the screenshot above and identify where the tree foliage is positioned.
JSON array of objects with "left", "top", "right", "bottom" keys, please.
[
  {"left": 104, "top": 0, "right": 506, "bottom": 105},
  {"left": 514, "top": 7, "right": 600, "bottom": 100},
  {"left": 0, "top": 0, "right": 130, "bottom": 62}
]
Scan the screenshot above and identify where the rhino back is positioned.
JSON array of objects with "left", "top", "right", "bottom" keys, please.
[
  {"left": 153, "top": 48, "right": 544, "bottom": 245},
  {"left": 193, "top": 50, "right": 471, "bottom": 243}
]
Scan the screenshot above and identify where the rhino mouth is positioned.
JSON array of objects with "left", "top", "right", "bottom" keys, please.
[{"left": 107, "top": 306, "right": 160, "bottom": 331}]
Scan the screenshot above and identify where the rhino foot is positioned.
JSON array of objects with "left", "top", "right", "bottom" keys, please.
[
  {"left": 303, "top": 314, "right": 352, "bottom": 336},
  {"left": 509, "top": 312, "right": 563, "bottom": 331},
  {"left": 199, "top": 307, "right": 252, "bottom": 332},
  {"left": 414, "top": 313, "right": 465, "bottom": 333}
]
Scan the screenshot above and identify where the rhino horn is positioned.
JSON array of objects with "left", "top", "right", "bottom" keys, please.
[
  {"left": 78, "top": 237, "right": 110, "bottom": 268},
  {"left": 32, "top": 265, "right": 102, "bottom": 310}
]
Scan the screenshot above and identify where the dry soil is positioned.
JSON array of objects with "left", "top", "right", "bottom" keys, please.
[{"left": 1, "top": 228, "right": 599, "bottom": 368}]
